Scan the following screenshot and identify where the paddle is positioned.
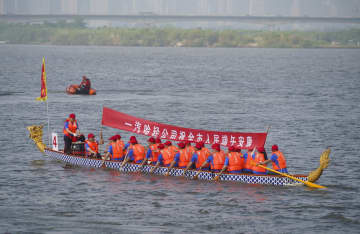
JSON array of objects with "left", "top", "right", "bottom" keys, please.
[
  {"left": 213, "top": 168, "right": 225, "bottom": 181},
  {"left": 193, "top": 166, "right": 204, "bottom": 180},
  {"left": 256, "top": 164, "right": 326, "bottom": 189}
]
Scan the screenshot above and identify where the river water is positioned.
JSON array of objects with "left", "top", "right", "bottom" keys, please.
[{"left": 0, "top": 45, "right": 359, "bottom": 233}]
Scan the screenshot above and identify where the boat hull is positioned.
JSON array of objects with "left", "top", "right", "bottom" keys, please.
[{"left": 45, "top": 149, "right": 307, "bottom": 186}]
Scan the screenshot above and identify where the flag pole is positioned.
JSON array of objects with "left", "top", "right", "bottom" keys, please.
[{"left": 46, "top": 100, "right": 50, "bottom": 145}]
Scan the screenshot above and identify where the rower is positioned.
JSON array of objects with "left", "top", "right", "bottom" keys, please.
[
  {"left": 251, "top": 147, "right": 267, "bottom": 175},
  {"left": 258, "top": 145, "right": 288, "bottom": 173},
  {"left": 165, "top": 140, "right": 179, "bottom": 156},
  {"left": 103, "top": 135, "right": 118, "bottom": 160},
  {"left": 145, "top": 137, "right": 160, "bottom": 165},
  {"left": 63, "top": 113, "right": 80, "bottom": 154},
  {"left": 184, "top": 142, "right": 210, "bottom": 174},
  {"left": 185, "top": 140, "right": 195, "bottom": 159},
  {"left": 243, "top": 148, "right": 254, "bottom": 173},
  {"left": 150, "top": 143, "right": 173, "bottom": 173},
  {"left": 220, "top": 146, "right": 244, "bottom": 174},
  {"left": 122, "top": 136, "right": 146, "bottom": 164},
  {"left": 85, "top": 133, "right": 102, "bottom": 158},
  {"left": 77, "top": 75, "right": 91, "bottom": 94},
  {"left": 165, "top": 142, "right": 190, "bottom": 176},
  {"left": 197, "top": 143, "right": 226, "bottom": 173}
]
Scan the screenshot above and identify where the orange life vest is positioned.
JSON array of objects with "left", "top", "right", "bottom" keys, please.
[
  {"left": 132, "top": 144, "right": 145, "bottom": 162},
  {"left": 227, "top": 152, "right": 243, "bottom": 172},
  {"left": 85, "top": 140, "right": 98, "bottom": 154},
  {"left": 244, "top": 151, "right": 253, "bottom": 171},
  {"left": 202, "top": 147, "right": 211, "bottom": 157},
  {"left": 178, "top": 148, "right": 191, "bottom": 167},
  {"left": 186, "top": 145, "right": 195, "bottom": 158},
  {"left": 63, "top": 119, "right": 78, "bottom": 137},
  {"left": 211, "top": 151, "right": 226, "bottom": 170},
  {"left": 149, "top": 144, "right": 160, "bottom": 163},
  {"left": 168, "top": 145, "right": 179, "bottom": 156},
  {"left": 111, "top": 140, "right": 125, "bottom": 159},
  {"left": 195, "top": 149, "right": 209, "bottom": 169},
  {"left": 272, "top": 151, "right": 287, "bottom": 171},
  {"left": 252, "top": 152, "right": 266, "bottom": 173},
  {"left": 161, "top": 148, "right": 174, "bottom": 165}
]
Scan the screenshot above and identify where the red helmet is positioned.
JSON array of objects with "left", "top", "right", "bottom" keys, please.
[
  {"left": 69, "top": 113, "right": 76, "bottom": 119},
  {"left": 115, "top": 134, "right": 121, "bottom": 140},
  {"left": 272, "top": 145, "right": 279, "bottom": 151},
  {"left": 164, "top": 141, "right": 172, "bottom": 146},
  {"left": 148, "top": 137, "right": 156, "bottom": 143},
  {"left": 155, "top": 138, "right": 162, "bottom": 144},
  {"left": 129, "top": 136, "right": 138, "bottom": 144},
  {"left": 195, "top": 142, "right": 202, "bottom": 149},
  {"left": 211, "top": 144, "right": 221, "bottom": 152},
  {"left": 108, "top": 135, "right": 117, "bottom": 141},
  {"left": 258, "top": 147, "right": 265, "bottom": 153},
  {"left": 178, "top": 142, "right": 185, "bottom": 148},
  {"left": 157, "top": 143, "right": 165, "bottom": 150},
  {"left": 88, "top": 133, "right": 95, "bottom": 139},
  {"left": 228, "top": 146, "right": 235, "bottom": 152}
]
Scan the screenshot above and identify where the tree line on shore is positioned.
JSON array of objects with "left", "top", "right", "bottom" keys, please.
[{"left": 1, "top": 21, "right": 359, "bottom": 48}]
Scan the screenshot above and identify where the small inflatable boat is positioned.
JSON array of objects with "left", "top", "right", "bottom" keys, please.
[{"left": 66, "top": 84, "right": 96, "bottom": 95}]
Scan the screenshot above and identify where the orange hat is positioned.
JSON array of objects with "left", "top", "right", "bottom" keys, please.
[
  {"left": 155, "top": 138, "right": 162, "bottom": 144},
  {"left": 69, "top": 113, "right": 76, "bottom": 119},
  {"left": 157, "top": 143, "right": 165, "bottom": 149},
  {"left": 148, "top": 137, "right": 156, "bottom": 143},
  {"left": 195, "top": 142, "right": 202, "bottom": 149},
  {"left": 164, "top": 141, "right": 172, "bottom": 146},
  {"left": 258, "top": 147, "right": 265, "bottom": 153},
  {"left": 129, "top": 136, "right": 137, "bottom": 144},
  {"left": 212, "top": 144, "right": 221, "bottom": 151},
  {"left": 178, "top": 142, "right": 185, "bottom": 148},
  {"left": 115, "top": 134, "right": 121, "bottom": 140},
  {"left": 88, "top": 133, "right": 95, "bottom": 139},
  {"left": 272, "top": 145, "right": 279, "bottom": 151}
]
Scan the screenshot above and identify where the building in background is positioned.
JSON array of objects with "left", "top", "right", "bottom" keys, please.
[
  {"left": 0, "top": 0, "right": 4, "bottom": 15},
  {"left": 249, "top": 0, "right": 265, "bottom": 16},
  {"left": 77, "top": 0, "right": 90, "bottom": 14}
]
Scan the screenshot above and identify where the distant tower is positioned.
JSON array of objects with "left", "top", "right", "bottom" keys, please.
[
  {"left": 249, "top": 0, "right": 264, "bottom": 16},
  {"left": 291, "top": 0, "right": 300, "bottom": 17}
]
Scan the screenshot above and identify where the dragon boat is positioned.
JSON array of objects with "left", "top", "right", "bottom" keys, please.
[{"left": 27, "top": 107, "right": 331, "bottom": 187}]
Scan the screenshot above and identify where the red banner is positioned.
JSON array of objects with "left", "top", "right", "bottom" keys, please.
[{"left": 102, "top": 107, "right": 267, "bottom": 149}]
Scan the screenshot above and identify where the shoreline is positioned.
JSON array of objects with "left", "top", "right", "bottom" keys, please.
[{"left": 1, "top": 22, "right": 359, "bottom": 49}]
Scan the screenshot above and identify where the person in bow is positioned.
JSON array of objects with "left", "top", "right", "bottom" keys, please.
[
  {"left": 85, "top": 133, "right": 103, "bottom": 158},
  {"left": 63, "top": 113, "right": 80, "bottom": 154},
  {"left": 258, "top": 145, "right": 288, "bottom": 173}
]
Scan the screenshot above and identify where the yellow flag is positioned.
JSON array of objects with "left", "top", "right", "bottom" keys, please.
[{"left": 36, "top": 57, "right": 47, "bottom": 101}]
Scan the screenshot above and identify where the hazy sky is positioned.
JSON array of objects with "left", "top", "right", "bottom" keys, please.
[{"left": 1, "top": 0, "right": 360, "bottom": 17}]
